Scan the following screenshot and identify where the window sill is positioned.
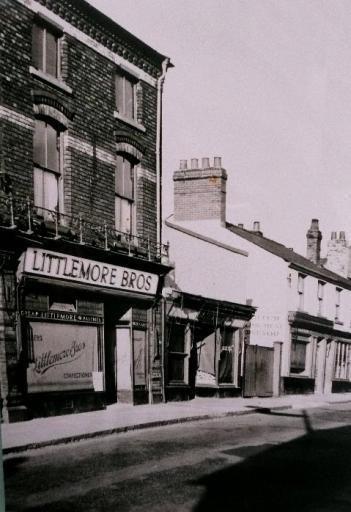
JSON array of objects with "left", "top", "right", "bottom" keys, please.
[
  {"left": 29, "top": 66, "right": 73, "bottom": 95},
  {"left": 288, "top": 373, "right": 313, "bottom": 379},
  {"left": 166, "top": 382, "right": 189, "bottom": 388},
  {"left": 113, "top": 111, "right": 146, "bottom": 132}
]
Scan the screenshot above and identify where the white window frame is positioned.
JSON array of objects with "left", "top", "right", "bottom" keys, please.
[
  {"left": 115, "top": 155, "right": 136, "bottom": 236},
  {"left": 33, "top": 119, "right": 64, "bottom": 217}
]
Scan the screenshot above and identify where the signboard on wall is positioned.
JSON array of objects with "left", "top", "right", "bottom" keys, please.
[
  {"left": 250, "top": 313, "right": 284, "bottom": 347},
  {"left": 27, "top": 322, "right": 99, "bottom": 393},
  {"left": 21, "top": 248, "right": 159, "bottom": 296}
]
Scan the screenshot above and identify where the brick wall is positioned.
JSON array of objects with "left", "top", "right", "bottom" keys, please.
[
  {"left": 173, "top": 165, "right": 227, "bottom": 222},
  {"left": 1, "top": 0, "right": 160, "bottom": 243}
]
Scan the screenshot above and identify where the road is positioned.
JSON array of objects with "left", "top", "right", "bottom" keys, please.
[{"left": 4, "top": 403, "right": 351, "bottom": 511}]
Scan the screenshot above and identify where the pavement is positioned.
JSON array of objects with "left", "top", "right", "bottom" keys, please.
[{"left": 2, "top": 393, "right": 351, "bottom": 455}]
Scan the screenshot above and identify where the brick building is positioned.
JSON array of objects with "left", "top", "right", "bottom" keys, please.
[{"left": 0, "top": 0, "right": 172, "bottom": 421}]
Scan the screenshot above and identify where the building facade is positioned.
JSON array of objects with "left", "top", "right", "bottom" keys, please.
[
  {"left": 165, "top": 157, "right": 351, "bottom": 399},
  {"left": 164, "top": 157, "right": 255, "bottom": 401},
  {"left": 0, "top": 0, "right": 172, "bottom": 421}
]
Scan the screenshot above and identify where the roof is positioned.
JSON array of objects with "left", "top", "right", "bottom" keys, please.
[
  {"left": 82, "top": 0, "right": 173, "bottom": 68},
  {"left": 36, "top": 0, "right": 173, "bottom": 70},
  {"left": 226, "top": 222, "right": 351, "bottom": 290}
]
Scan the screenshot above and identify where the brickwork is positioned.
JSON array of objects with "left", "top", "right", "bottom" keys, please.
[
  {"left": 306, "top": 219, "right": 322, "bottom": 264},
  {"left": 0, "top": 0, "right": 170, "bottom": 419},
  {"left": 1, "top": 0, "right": 160, "bottom": 241},
  {"left": 174, "top": 166, "right": 227, "bottom": 222}
]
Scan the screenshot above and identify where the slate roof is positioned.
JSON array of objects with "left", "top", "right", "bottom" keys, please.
[{"left": 226, "top": 222, "right": 351, "bottom": 290}]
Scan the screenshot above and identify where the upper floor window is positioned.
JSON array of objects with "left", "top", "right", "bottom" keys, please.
[
  {"left": 115, "top": 154, "right": 135, "bottom": 235},
  {"left": 335, "top": 287, "right": 342, "bottom": 321},
  {"left": 297, "top": 274, "right": 305, "bottom": 310},
  {"left": 317, "top": 281, "right": 325, "bottom": 316},
  {"left": 33, "top": 119, "right": 64, "bottom": 215},
  {"left": 32, "top": 22, "right": 61, "bottom": 78},
  {"left": 115, "top": 71, "right": 136, "bottom": 120}
]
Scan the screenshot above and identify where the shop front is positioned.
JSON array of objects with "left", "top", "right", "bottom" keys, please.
[
  {"left": 3, "top": 244, "right": 169, "bottom": 421},
  {"left": 284, "top": 311, "right": 351, "bottom": 395},
  {"left": 165, "top": 292, "right": 255, "bottom": 401}
]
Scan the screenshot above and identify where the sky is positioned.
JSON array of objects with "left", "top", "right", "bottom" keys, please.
[{"left": 89, "top": 0, "right": 351, "bottom": 255}]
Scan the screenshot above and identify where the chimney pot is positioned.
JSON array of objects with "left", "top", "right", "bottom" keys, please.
[
  {"left": 202, "top": 157, "right": 210, "bottom": 169},
  {"left": 331, "top": 231, "right": 337, "bottom": 240},
  {"left": 213, "top": 156, "right": 222, "bottom": 168},
  {"left": 253, "top": 221, "right": 260, "bottom": 232},
  {"left": 238, "top": 223, "right": 244, "bottom": 229},
  {"left": 311, "top": 218, "right": 319, "bottom": 229},
  {"left": 190, "top": 158, "right": 198, "bottom": 169},
  {"left": 339, "top": 231, "right": 346, "bottom": 241},
  {"left": 179, "top": 159, "right": 187, "bottom": 170}
]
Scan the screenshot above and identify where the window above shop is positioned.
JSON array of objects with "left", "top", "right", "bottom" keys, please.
[
  {"left": 335, "top": 287, "right": 342, "bottom": 323},
  {"left": 33, "top": 118, "right": 64, "bottom": 216},
  {"left": 32, "top": 20, "right": 62, "bottom": 79},
  {"left": 115, "top": 154, "right": 136, "bottom": 236},
  {"left": 317, "top": 281, "right": 325, "bottom": 316},
  {"left": 115, "top": 70, "right": 136, "bottom": 120},
  {"left": 297, "top": 274, "right": 306, "bottom": 311}
]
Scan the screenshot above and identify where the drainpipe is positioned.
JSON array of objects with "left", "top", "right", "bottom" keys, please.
[{"left": 156, "top": 57, "right": 170, "bottom": 252}]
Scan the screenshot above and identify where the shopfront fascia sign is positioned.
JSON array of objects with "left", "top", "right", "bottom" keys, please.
[
  {"left": 23, "top": 310, "right": 103, "bottom": 324},
  {"left": 22, "top": 248, "right": 159, "bottom": 296}
]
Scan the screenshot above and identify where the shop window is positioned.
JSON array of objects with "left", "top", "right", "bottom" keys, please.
[
  {"left": 167, "top": 322, "right": 188, "bottom": 383},
  {"left": 297, "top": 274, "right": 305, "bottom": 311},
  {"left": 32, "top": 22, "right": 61, "bottom": 78},
  {"left": 33, "top": 119, "right": 64, "bottom": 215},
  {"left": 115, "top": 154, "right": 135, "bottom": 235},
  {"left": 218, "top": 328, "right": 239, "bottom": 385},
  {"left": 317, "top": 281, "right": 325, "bottom": 316},
  {"left": 290, "top": 330, "right": 313, "bottom": 375},
  {"left": 334, "top": 341, "right": 351, "bottom": 380},
  {"left": 115, "top": 70, "right": 136, "bottom": 120}
]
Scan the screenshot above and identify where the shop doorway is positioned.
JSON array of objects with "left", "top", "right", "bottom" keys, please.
[{"left": 243, "top": 344, "right": 274, "bottom": 397}]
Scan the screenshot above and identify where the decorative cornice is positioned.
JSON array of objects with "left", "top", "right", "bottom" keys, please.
[{"left": 25, "top": 0, "right": 168, "bottom": 78}]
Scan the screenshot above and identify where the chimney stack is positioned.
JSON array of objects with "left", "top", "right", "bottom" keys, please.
[
  {"left": 325, "top": 229, "right": 349, "bottom": 277},
  {"left": 173, "top": 156, "right": 227, "bottom": 222},
  {"left": 306, "top": 219, "right": 322, "bottom": 264}
]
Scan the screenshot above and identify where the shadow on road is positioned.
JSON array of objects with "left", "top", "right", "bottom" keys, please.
[
  {"left": 3, "top": 456, "right": 28, "bottom": 478},
  {"left": 193, "top": 411, "right": 351, "bottom": 512}
]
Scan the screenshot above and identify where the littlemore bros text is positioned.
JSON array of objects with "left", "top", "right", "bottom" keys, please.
[{"left": 23, "top": 248, "right": 158, "bottom": 295}]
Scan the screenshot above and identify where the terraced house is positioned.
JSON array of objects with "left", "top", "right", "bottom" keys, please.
[{"left": 0, "top": 0, "right": 172, "bottom": 421}]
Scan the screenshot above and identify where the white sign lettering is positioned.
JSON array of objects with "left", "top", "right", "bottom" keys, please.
[{"left": 22, "top": 248, "right": 159, "bottom": 295}]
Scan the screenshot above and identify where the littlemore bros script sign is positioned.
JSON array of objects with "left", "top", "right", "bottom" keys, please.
[{"left": 22, "top": 248, "right": 159, "bottom": 296}]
